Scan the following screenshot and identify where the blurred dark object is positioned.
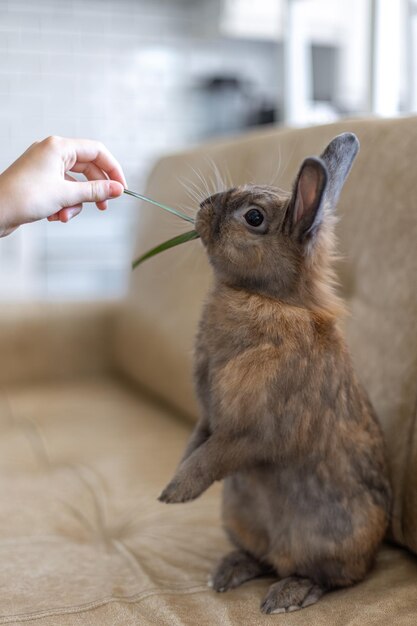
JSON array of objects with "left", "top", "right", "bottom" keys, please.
[
  {"left": 247, "top": 98, "right": 278, "bottom": 126},
  {"left": 191, "top": 73, "right": 277, "bottom": 140}
]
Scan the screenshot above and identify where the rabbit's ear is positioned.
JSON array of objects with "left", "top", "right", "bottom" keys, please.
[
  {"left": 286, "top": 157, "right": 328, "bottom": 242},
  {"left": 286, "top": 132, "right": 359, "bottom": 243},
  {"left": 319, "top": 132, "right": 359, "bottom": 212}
]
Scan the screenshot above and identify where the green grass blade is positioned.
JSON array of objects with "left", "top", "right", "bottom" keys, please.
[
  {"left": 124, "top": 189, "right": 195, "bottom": 224},
  {"left": 132, "top": 230, "right": 200, "bottom": 269}
]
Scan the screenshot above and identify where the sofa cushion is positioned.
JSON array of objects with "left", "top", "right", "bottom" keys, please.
[
  {"left": 0, "top": 378, "right": 223, "bottom": 623},
  {"left": 0, "top": 302, "right": 118, "bottom": 387},
  {"left": 115, "top": 117, "right": 417, "bottom": 552},
  {"left": 0, "top": 378, "right": 416, "bottom": 625}
]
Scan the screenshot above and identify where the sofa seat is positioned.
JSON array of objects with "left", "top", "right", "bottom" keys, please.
[{"left": 0, "top": 377, "right": 416, "bottom": 625}]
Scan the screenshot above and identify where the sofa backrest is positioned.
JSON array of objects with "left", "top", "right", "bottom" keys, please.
[{"left": 114, "top": 117, "right": 417, "bottom": 553}]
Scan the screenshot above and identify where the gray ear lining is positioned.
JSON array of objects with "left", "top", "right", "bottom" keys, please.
[{"left": 319, "top": 132, "right": 360, "bottom": 211}]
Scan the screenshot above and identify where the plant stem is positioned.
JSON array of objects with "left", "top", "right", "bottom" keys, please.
[{"left": 124, "top": 189, "right": 195, "bottom": 224}]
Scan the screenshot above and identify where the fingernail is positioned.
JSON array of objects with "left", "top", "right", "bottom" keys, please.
[{"left": 67, "top": 208, "right": 80, "bottom": 221}]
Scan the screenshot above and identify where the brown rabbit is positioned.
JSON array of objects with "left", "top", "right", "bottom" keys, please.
[{"left": 159, "top": 133, "right": 391, "bottom": 614}]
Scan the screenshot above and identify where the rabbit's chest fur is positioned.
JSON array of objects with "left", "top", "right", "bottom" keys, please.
[
  {"left": 196, "top": 285, "right": 354, "bottom": 449},
  {"left": 195, "top": 286, "right": 390, "bottom": 579}
]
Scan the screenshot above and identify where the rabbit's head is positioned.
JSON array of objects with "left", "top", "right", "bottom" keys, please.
[{"left": 196, "top": 133, "right": 359, "bottom": 303}]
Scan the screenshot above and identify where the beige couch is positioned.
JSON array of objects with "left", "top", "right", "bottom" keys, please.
[{"left": 0, "top": 117, "right": 416, "bottom": 625}]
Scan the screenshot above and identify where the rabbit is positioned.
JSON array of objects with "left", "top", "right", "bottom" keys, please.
[{"left": 159, "top": 133, "right": 392, "bottom": 614}]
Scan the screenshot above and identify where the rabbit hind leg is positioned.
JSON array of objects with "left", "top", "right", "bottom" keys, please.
[
  {"left": 261, "top": 576, "right": 324, "bottom": 614},
  {"left": 209, "top": 549, "right": 272, "bottom": 592}
]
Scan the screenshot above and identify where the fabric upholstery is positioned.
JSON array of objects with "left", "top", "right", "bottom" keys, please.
[
  {"left": 0, "top": 378, "right": 416, "bottom": 625},
  {"left": 115, "top": 116, "right": 417, "bottom": 553},
  {"left": 0, "top": 302, "right": 118, "bottom": 386}
]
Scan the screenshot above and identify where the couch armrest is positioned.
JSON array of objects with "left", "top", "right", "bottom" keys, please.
[{"left": 0, "top": 301, "right": 120, "bottom": 386}]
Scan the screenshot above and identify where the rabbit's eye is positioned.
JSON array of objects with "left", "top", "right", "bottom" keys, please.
[{"left": 244, "top": 209, "right": 264, "bottom": 227}]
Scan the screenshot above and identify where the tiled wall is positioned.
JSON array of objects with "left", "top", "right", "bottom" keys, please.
[
  {"left": 0, "top": 0, "right": 278, "bottom": 300},
  {"left": 0, "top": 0, "right": 195, "bottom": 300}
]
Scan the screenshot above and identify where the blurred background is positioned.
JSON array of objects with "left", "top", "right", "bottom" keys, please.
[{"left": 0, "top": 0, "right": 415, "bottom": 301}]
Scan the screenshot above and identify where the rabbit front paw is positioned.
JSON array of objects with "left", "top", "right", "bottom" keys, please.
[{"left": 158, "top": 465, "right": 211, "bottom": 503}]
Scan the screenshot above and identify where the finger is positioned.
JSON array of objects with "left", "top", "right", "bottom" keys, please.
[
  {"left": 62, "top": 179, "right": 123, "bottom": 208},
  {"left": 58, "top": 205, "right": 83, "bottom": 223},
  {"left": 96, "top": 200, "right": 108, "bottom": 211},
  {"left": 65, "top": 139, "right": 127, "bottom": 187},
  {"left": 69, "top": 162, "right": 109, "bottom": 210},
  {"left": 47, "top": 205, "right": 82, "bottom": 222},
  {"left": 70, "top": 161, "right": 108, "bottom": 180}
]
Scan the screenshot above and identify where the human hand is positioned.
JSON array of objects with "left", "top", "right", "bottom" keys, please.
[{"left": 0, "top": 136, "right": 127, "bottom": 237}]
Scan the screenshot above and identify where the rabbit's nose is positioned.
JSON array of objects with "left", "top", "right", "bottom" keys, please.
[
  {"left": 199, "top": 197, "right": 210, "bottom": 210},
  {"left": 200, "top": 192, "right": 223, "bottom": 212}
]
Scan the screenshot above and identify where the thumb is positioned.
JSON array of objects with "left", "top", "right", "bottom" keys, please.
[{"left": 62, "top": 179, "right": 123, "bottom": 207}]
